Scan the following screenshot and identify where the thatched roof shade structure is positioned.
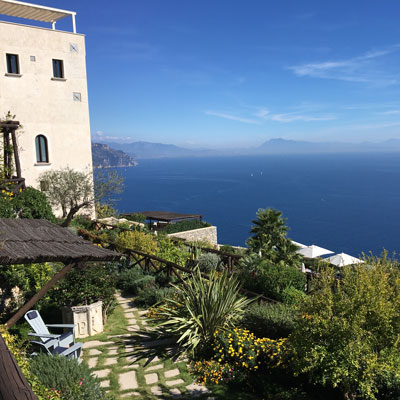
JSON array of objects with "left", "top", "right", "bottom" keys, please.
[
  {"left": 139, "top": 211, "right": 202, "bottom": 222},
  {"left": 0, "top": 218, "right": 122, "bottom": 400},
  {"left": 0, "top": 218, "right": 121, "bottom": 265}
]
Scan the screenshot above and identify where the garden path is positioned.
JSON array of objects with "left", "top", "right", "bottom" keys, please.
[{"left": 82, "top": 293, "right": 213, "bottom": 399}]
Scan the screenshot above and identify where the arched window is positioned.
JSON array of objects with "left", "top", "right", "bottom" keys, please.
[{"left": 35, "top": 135, "right": 49, "bottom": 163}]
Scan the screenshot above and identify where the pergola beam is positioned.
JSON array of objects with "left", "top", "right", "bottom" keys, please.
[
  {"left": 0, "top": 335, "right": 37, "bottom": 400},
  {"left": 6, "top": 263, "right": 76, "bottom": 328}
]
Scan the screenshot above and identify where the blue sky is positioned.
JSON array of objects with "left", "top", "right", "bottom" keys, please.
[{"left": 5, "top": 0, "right": 400, "bottom": 148}]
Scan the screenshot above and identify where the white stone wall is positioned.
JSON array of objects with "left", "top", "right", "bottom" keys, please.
[
  {"left": 0, "top": 21, "right": 93, "bottom": 216},
  {"left": 168, "top": 226, "right": 218, "bottom": 246}
]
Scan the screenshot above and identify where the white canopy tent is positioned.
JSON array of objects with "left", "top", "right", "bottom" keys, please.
[
  {"left": 325, "top": 252, "right": 364, "bottom": 267},
  {"left": 291, "top": 240, "right": 307, "bottom": 249},
  {"left": 296, "top": 244, "right": 334, "bottom": 258}
]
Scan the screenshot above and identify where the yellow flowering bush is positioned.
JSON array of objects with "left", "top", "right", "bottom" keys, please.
[
  {"left": 190, "top": 328, "right": 290, "bottom": 385},
  {"left": 0, "top": 325, "right": 59, "bottom": 399}
]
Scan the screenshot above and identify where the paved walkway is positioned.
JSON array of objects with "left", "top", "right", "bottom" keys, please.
[{"left": 82, "top": 293, "right": 213, "bottom": 399}]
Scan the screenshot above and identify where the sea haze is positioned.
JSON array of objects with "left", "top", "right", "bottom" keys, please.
[{"left": 115, "top": 153, "right": 400, "bottom": 257}]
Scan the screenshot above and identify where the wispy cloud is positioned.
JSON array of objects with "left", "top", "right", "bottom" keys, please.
[
  {"left": 92, "top": 131, "right": 132, "bottom": 143},
  {"left": 380, "top": 110, "right": 400, "bottom": 115},
  {"left": 205, "top": 111, "right": 260, "bottom": 124},
  {"left": 289, "top": 46, "right": 400, "bottom": 85},
  {"left": 255, "top": 108, "right": 336, "bottom": 123}
]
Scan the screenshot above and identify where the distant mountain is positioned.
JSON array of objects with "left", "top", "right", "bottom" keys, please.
[
  {"left": 104, "top": 141, "right": 217, "bottom": 159},
  {"left": 94, "top": 138, "right": 400, "bottom": 160},
  {"left": 256, "top": 138, "right": 400, "bottom": 154},
  {"left": 92, "top": 143, "right": 138, "bottom": 168}
]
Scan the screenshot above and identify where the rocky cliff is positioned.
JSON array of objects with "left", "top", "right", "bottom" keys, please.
[{"left": 92, "top": 143, "right": 138, "bottom": 168}]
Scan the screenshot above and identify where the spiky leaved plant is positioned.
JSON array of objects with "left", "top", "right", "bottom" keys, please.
[{"left": 155, "top": 267, "right": 254, "bottom": 357}]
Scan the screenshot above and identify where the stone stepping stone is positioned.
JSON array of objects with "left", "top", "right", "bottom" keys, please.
[
  {"left": 124, "top": 312, "right": 135, "bottom": 318},
  {"left": 146, "top": 364, "right": 164, "bottom": 372},
  {"left": 99, "top": 380, "right": 109, "bottom": 388},
  {"left": 149, "top": 355, "right": 161, "bottom": 363},
  {"left": 166, "top": 379, "right": 184, "bottom": 387},
  {"left": 138, "top": 310, "right": 147, "bottom": 316},
  {"left": 121, "top": 303, "right": 131, "bottom": 309},
  {"left": 170, "top": 388, "right": 181, "bottom": 396},
  {"left": 120, "top": 392, "right": 140, "bottom": 398},
  {"left": 107, "top": 334, "right": 129, "bottom": 340},
  {"left": 145, "top": 373, "right": 158, "bottom": 385},
  {"left": 186, "top": 383, "right": 209, "bottom": 394},
  {"left": 119, "top": 370, "right": 138, "bottom": 390},
  {"left": 127, "top": 325, "right": 141, "bottom": 332},
  {"left": 165, "top": 369, "right": 180, "bottom": 378},
  {"left": 87, "top": 348, "right": 102, "bottom": 356},
  {"left": 87, "top": 358, "right": 97, "bottom": 368},
  {"left": 93, "top": 369, "right": 111, "bottom": 379},
  {"left": 151, "top": 386, "right": 162, "bottom": 396},
  {"left": 83, "top": 341, "right": 113, "bottom": 349},
  {"left": 103, "top": 357, "right": 118, "bottom": 366},
  {"left": 108, "top": 348, "right": 118, "bottom": 355},
  {"left": 125, "top": 345, "right": 135, "bottom": 353},
  {"left": 127, "top": 318, "right": 137, "bottom": 325},
  {"left": 123, "top": 364, "right": 139, "bottom": 369}
]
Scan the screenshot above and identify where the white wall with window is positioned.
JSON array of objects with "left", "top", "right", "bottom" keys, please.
[{"left": 0, "top": 17, "right": 93, "bottom": 217}]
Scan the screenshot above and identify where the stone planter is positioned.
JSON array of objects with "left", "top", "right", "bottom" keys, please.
[{"left": 62, "top": 301, "right": 103, "bottom": 339}]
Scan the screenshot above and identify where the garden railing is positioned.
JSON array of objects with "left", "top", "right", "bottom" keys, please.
[
  {"left": 93, "top": 219, "right": 243, "bottom": 271},
  {"left": 78, "top": 228, "right": 279, "bottom": 303}
]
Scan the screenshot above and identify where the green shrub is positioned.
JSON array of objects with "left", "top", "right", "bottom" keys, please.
[
  {"left": 281, "top": 286, "right": 306, "bottom": 305},
  {"left": 197, "top": 252, "right": 221, "bottom": 273},
  {"left": 289, "top": 257, "right": 400, "bottom": 400},
  {"left": 163, "top": 219, "right": 211, "bottom": 234},
  {"left": 30, "top": 353, "right": 111, "bottom": 400},
  {"left": 136, "top": 286, "right": 175, "bottom": 307},
  {"left": 239, "top": 259, "right": 306, "bottom": 302},
  {"left": 0, "top": 263, "right": 56, "bottom": 321},
  {"left": 54, "top": 263, "right": 118, "bottom": 323},
  {"left": 154, "top": 271, "right": 173, "bottom": 287},
  {"left": 70, "top": 216, "right": 96, "bottom": 231},
  {"left": 156, "top": 237, "right": 190, "bottom": 267},
  {"left": 118, "top": 266, "right": 155, "bottom": 295},
  {"left": 0, "top": 195, "right": 14, "bottom": 217},
  {"left": 0, "top": 186, "right": 55, "bottom": 221},
  {"left": 12, "top": 187, "right": 56, "bottom": 221},
  {"left": 153, "top": 268, "right": 254, "bottom": 356},
  {"left": 124, "top": 213, "right": 146, "bottom": 223},
  {"left": 1, "top": 326, "right": 59, "bottom": 400},
  {"left": 190, "top": 328, "right": 289, "bottom": 385},
  {"left": 95, "top": 202, "right": 116, "bottom": 218},
  {"left": 219, "top": 244, "right": 235, "bottom": 253},
  {"left": 116, "top": 230, "right": 157, "bottom": 254},
  {"left": 241, "top": 302, "right": 297, "bottom": 339}
]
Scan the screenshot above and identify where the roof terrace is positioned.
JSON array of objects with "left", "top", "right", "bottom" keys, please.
[{"left": 0, "top": 0, "right": 77, "bottom": 32}]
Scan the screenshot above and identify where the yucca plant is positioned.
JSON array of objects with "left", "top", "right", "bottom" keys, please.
[{"left": 154, "top": 267, "right": 254, "bottom": 356}]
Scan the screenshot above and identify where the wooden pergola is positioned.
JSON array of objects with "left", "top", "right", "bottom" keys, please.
[
  {"left": 0, "top": 120, "right": 25, "bottom": 194},
  {"left": 121, "top": 211, "right": 203, "bottom": 231},
  {"left": 0, "top": 218, "right": 122, "bottom": 400}
]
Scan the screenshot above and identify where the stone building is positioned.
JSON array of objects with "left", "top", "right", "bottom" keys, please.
[{"left": 0, "top": 0, "right": 93, "bottom": 204}]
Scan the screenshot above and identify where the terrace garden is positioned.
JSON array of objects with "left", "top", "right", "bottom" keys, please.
[{"left": 1, "top": 169, "right": 400, "bottom": 399}]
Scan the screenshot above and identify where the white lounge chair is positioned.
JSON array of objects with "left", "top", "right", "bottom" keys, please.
[
  {"left": 30, "top": 339, "right": 83, "bottom": 361},
  {"left": 24, "top": 310, "right": 76, "bottom": 348}
]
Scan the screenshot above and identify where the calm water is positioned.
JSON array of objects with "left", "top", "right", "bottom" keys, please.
[{"left": 115, "top": 153, "right": 400, "bottom": 257}]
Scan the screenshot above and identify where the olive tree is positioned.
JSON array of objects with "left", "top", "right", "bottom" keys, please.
[{"left": 39, "top": 167, "right": 123, "bottom": 227}]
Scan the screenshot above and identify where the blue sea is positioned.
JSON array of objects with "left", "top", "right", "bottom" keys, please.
[{"left": 115, "top": 153, "right": 400, "bottom": 257}]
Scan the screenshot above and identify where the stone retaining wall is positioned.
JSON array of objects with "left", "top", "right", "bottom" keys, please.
[{"left": 168, "top": 226, "right": 217, "bottom": 246}]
